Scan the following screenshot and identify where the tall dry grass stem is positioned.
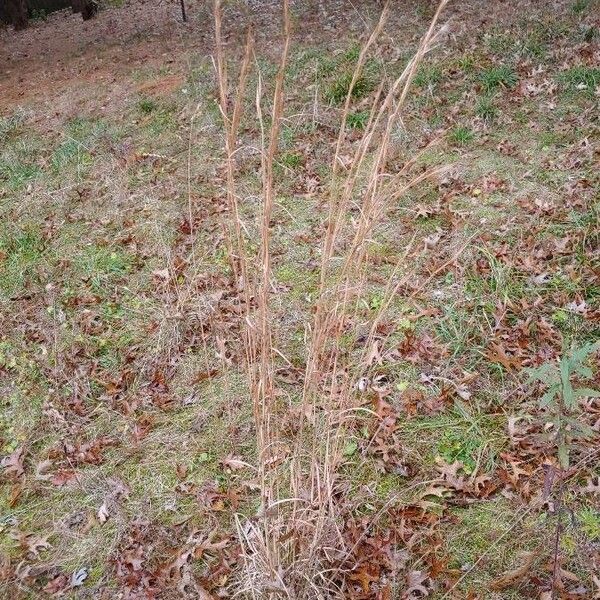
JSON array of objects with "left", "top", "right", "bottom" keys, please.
[{"left": 213, "top": 0, "right": 451, "bottom": 596}]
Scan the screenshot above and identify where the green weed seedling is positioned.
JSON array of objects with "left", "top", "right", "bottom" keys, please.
[
  {"left": 346, "top": 110, "right": 370, "bottom": 130},
  {"left": 478, "top": 66, "right": 518, "bottom": 92},
  {"left": 526, "top": 342, "right": 599, "bottom": 468},
  {"left": 475, "top": 96, "right": 498, "bottom": 121},
  {"left": 449, "top": 126, "right": 474, "bottom": 146}
]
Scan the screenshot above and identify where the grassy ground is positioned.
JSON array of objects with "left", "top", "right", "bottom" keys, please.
[{"left": 1, "top": 0, "right": 599, "bottom": 598}]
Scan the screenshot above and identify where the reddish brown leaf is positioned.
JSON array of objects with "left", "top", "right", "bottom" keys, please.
[
  {"left": 1, "top": 447, "right": 25, "bottom": 479},
  {"left": 487, "top": 343, "right": 522, "bottom": 371},
  {"left": 43, "top": 574, "right": 70, "bottom": 595},
  {"left": 489, "top": 551, "right": 538, "bottom": 590},
  {"left": 50, "top": 469, "right": 78, "bottom": 487}
]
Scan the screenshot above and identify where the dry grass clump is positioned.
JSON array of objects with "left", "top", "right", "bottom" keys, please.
[{"left": 212, "top": 0, "right": 450, "bottom": 596}]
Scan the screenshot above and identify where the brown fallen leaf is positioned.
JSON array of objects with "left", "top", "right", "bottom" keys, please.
[
  {"left": 489, "top": 550, "right": 538, "bottom": 590},
  {"left": 15, "top": 532, "right": 51, "bottom": 559},
  {"left": 222, "top": 455, "right": 255, "bottom": 472},
  {"left": 348, "top": 566, "right": 380, "bottom": 593},
  {"left": 8, "top": 484, "right": 23, "bottom": 508},
  {"left": 404, "top": 570, "right": 430, "bottom": 597},
  {"left": 51, "top": 469, "right": 78, "bottom": 487},
  {"left": 175, "top": 463, "right": 188, "bottom": 480},
  {"left": 1, "top": 447, "right": 25, "bottom": 479},
  {"left": 43, "top": 573, "right": 70, "bottom": 595},
  {"left": 193, "top": 369, "right": 220, "bottom": 384},
  {"left": 487, "top": 343, "right": 521, "bottom": 371}
]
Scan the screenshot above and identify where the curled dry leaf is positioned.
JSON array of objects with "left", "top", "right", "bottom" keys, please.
[
  {"left": 566, "top": 300, "right": 587, "bottom": 314},
  {"left": 455, "top": 384, "right": 471, "bottom": 400},
  {"left": 152, "top": 268, "right": 170, "bottom": 281},
  {"left": 423, "top": 230, "right": 442, "bottom": 250},
  {"left": 404, "top": 570, "right": 430, "bottom": 598},
  {"left": 15, "top": 532, "right": 51, "bottom": 559},
  {"left": 489, "top": 551, "right": 538, "bottom": 590},
  {"left": 43, "top": 574, "right": 70, "bottom": 595},
  {"left": 35, "top": 459, "right": 54, "bottom": 480},
  {"left": 1, "top": 447, "right": 25, "bottom": 479},
  {"left": 222, "top": 455, "right": 255, "bottom": 472}
]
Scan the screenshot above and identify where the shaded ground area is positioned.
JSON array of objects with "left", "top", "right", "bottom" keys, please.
[{"left": 1, "top": 0, "right": 599, "bottom": 598}]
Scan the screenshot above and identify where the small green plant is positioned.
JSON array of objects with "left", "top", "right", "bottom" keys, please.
[
  {"left": 138, "top": 97, "right": 158, "bottom": 114},
  {"left": 437, "top": 430, "right": 481, "bottom": 474},
  {"left": 30, "top": 7, "right": 47, "bottom": 21},
  {"left": 367, "top": 291, "right": 384, "bottom": 312},
  {"left": 346, "top": 110, "right": 369, "bottom": 130},
  {"left": 475, "top": 96, "right": 497, "bottom": 121},
  {"left": 279, "top": 152, "right": 303, "bottom": 169},
  {"left": 578, "top": 507, "right": 600, "bottom": 540},
  {"left": 414, "top": 64, "right": 442, "bottom": 88},
  {"left": 478, "top": 66, "right": 518, "bottom": 92},
  {"left": 449, "top": 125, "right": 474, "bottom": 145},
  {"left": 526, "top": 343, "right": 599, "bottom": 468},
  {"left": 571, "top": 0, "right": 589, "bottom": 13},
  {"left": 325, "top": 73, "right": 374, "bottom": 104},
  {"left": 559, "top": 66, "right": 600, "bottom": 92},
  {"left": 456, "top": 54, "right": 475, "bottom": 73}
]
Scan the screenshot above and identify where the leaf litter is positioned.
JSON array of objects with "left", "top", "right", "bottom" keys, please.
[{"left": 0, "top": 0, "right": 599, "bottom": 598}]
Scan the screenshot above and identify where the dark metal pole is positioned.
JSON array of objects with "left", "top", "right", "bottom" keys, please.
[{"left": 180, "top": 0, "right": 187, "bottom": 22}]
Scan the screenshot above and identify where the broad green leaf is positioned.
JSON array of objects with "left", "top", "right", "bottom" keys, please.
[
  {"left": 560, "top": 357, "right": 575, "bottom": 409},
  {"left": 558, "top": 443, "right": 569, "bottom": 469},
  {"left": 526, "top": 363, "right": 554, "bottom": 383},
  {"left": 574, "top": 364, "right": 593, "bottom": 379},
  {"left": 570, "top": 341, "right": 599, "bottom": 365},
  {"left": 539, "top": 385, "right": 559, "bottom": 408},
  {"left": 565, "top": 417, "right": 595, "bottom": 438},
  {"left": 574, "top": 387, "right": 600, "bottom": 399},
  {"left": 343, "top": 440, "right": 358, "bottom": 457}
]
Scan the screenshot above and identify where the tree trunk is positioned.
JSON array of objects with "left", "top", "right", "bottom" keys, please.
[
  {"left": 71, "top": 0, "right": 97, "bottom": 20},
  {"left": 5, "top": 0, "right": 28, "bottom": 30}
]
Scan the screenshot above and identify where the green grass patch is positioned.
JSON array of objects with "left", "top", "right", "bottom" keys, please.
[
  {"left": 138, "top": 97, "right": 158, "bottom": 114},
  {"left": 449, "top": 125, "right": 474, "bottom": 146},
  {"left": 558, "top": 66, "right": 600, "bottom": 94},
  {"left": 325, "top": 72, "right": 375, "bottom": 104},
  {"left": 414, "top": 64, "right": 443, "bottom": 88},
  {"left": 279, "top": 152, "right": 303, "bottom": 169},
  {"left": 475, "top": 95, "right": 498, "bottom": 121},
  {"left": 50, "top": 139, "right": 93, "bottom": 177},
  {"left": 346, "top": 110, "right": 370, "bottom": 130},
  {"left": 478, "top": 66, "right": 518, "bottom": 92},
  {"left": 74, "top": 245, "right": 133, "bottom": 294},
  {"left": 0, "top": 226, "right": 45, "bottom": 299},
  {"left": 571, "top": 0, "right": 590, "bottom": 13}
]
